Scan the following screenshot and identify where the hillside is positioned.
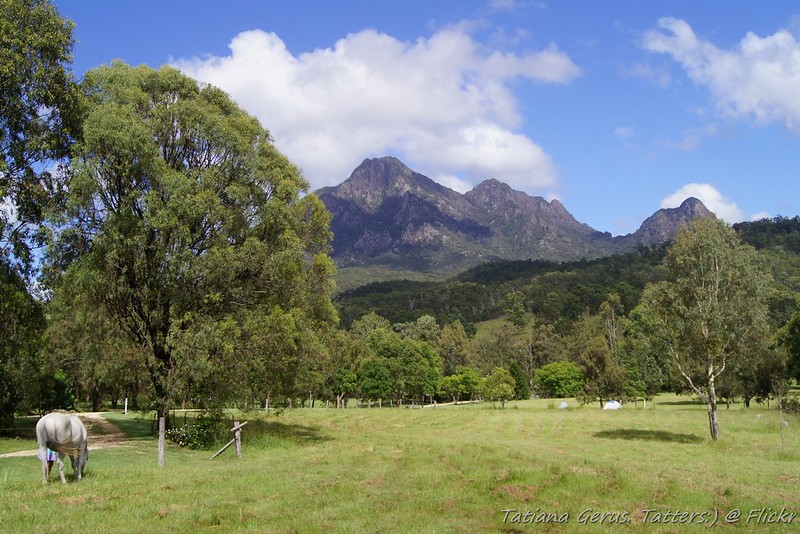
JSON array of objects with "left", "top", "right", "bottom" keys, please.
[{"left": 335, "top": 216, "right": 800, "bottom": 330}]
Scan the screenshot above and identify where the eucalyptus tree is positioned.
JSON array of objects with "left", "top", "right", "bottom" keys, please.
[
  {"left": 641, "top": 217, "right": 770, "bottom": 440},
  {"left": 1, "top": 0, "right": 80, "bottom": 271},
  {"left": 49, "top": 63, "right": 337, "bottom": 420}
]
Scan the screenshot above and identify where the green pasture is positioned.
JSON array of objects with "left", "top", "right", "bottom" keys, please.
[{"left": 1, "top": 395, "right": 798, "bottom": 533}]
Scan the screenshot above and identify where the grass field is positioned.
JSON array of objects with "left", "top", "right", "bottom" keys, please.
[{"left": 1, "top": 395, "right": 798, "bottom": 533}]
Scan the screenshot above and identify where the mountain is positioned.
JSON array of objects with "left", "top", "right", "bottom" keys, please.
[{"left": 316, "top": 157, "right": 713, "bottom": 287}]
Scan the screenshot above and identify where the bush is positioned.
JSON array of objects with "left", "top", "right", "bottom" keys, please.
[
  {"left": 534, "top": 361, "right": 585, "bottom": 398},
  {"left": 166, "top": 412, "right": 221, "bottom": 449}
]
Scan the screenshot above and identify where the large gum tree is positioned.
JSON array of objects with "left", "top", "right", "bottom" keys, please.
[
  {"left": 642, "top": 217, "right": 770, "bottom": 440},
  {"left": 0, "top": 0, "right": 79, "bottom": 270},
  {"left": 49, "top": 62, "right": 337, "bottom": 420}
]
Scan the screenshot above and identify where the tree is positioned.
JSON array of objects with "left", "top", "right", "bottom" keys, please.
[
  {"left": 482, "top": 367, "right": 515, "bottom": 408},
  {"left": 521, "top": 323, "right": 565, "bottom": 392},
  {"left": 534, "top": 361, "right": 584, "bottom": 398},
  {"left": 618, "top": 305, "right": 672, "bottom": 399},
  {"left": 577, "top": 336, "right": 625, "bottom": 407},
  {"left": 502, "top": 289, "right": 529, "bottom": 328},
  {"left": 457, "top": 367, "right": 484, "bottom": 401},
  {"left": 365, "top": 329, "right": 442, "bottom": 406},
  {"left": 436, "top": 320, "right": 471, "bottom": 375},
  {"left": 358, "top": 357, "right": 392, "bottom": 407},
  {"left": 508, "top": 361, "right": 530, "bottom": 400},
  {"left": 641, "top": 217, "right": 771, "bottom": 440},
  {"left": 350, "top": 312, "right": 391, "bottom": 339},
  {"left": 0, "top": 259, "right": 45, "bottom": 430},
  {"left": 440, "top": 374, "right": 464, "bottom": 403},
  {"left": 781, "top": 299, "right": 800, "bottom": 381},
  {"left": 395, "top": 314, "right": 439, "bottom": 343},
  {"left": 1, "top": 0, "right": 80, "bottom": 271},
  {"left": 48, "top": 63, "right": 336, "bottom": 421},
  {"left": 600, "top": 293, "right": 624, "bottom": 358}
]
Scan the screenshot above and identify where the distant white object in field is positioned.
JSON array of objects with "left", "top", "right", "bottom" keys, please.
[
  {"left": 35, "top": 412, "right": 88, "bottom": 484},
  {"left": 603, "top": 400, "right": 621, "bottom": 410},
  {"left": 558, "top": 402, "right": 569, "bottom": 409}
]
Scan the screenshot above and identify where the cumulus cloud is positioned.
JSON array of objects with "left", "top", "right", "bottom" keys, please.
[
  {"left": 750, "top": 211, "right": 771, "bottom": 221},
  {"left": 643, "top": 17, "right": 800, "bottom": 131},
  {"left": 172, "top": 27, "right": 580, "bottom": 192},
  {"left": 660, "top": 183, "right": 745, "bottom": 223}
]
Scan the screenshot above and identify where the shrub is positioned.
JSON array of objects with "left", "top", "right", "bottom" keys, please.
[
  {"left": 166, "top": 412, "right": 221, "bottom": 449},
  {"left": 534, "top": 361, "right": 585, "bottom": 398}
]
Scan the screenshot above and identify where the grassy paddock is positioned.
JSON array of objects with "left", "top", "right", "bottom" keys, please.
[{"left": 1, "top": 395, "right": 798, "bottom": 532}]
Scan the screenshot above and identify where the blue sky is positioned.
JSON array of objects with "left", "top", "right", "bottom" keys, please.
[{"left": 55, "top": 0, "right": 800, "bottom": 235}]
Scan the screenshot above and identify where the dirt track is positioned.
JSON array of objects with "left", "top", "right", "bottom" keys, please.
[{"left": 0, "top": 412, "right": 131, "bottom": 458}]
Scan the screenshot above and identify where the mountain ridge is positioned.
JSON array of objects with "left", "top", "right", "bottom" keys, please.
[{"left": 316, "top": 156, "right": 714, "bottom": 286}]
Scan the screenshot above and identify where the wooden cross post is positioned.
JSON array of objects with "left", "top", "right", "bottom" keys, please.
[{"left": 210, "top": 421, "right": 249, "bottom": 460}]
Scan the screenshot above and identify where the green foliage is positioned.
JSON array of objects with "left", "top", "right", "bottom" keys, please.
[
  {"left": 363, "top": 329, "right": 442, "bottom": 404},
  {"left": 502, "top": 290, "right": 528, "bottom": 328},
  {"left": 439, "top": 375, "right": 464, "bottom": 403},
  {"left": 641, "top": 217, "right": 772, "bottom": 439},
  {"left": 508, "top": 361, "right": 530, "bottom": 400},
  {"left": 482, "top": 367, "right": 516, "bottom": 407},
  {"left": 0, "top": 260, "right": 45, "bottom": 430},
  {"left": 578, "top": 336, "right": 625, "bottom": 406},
  {"left": 357, "top": 357, "right": 392, "bottom": 402},
  {"left": 394, "top": 314, "right": 440, "bottom": 343},
  {"left": 436, "top": 320, "right": 471, "bottom": 375},
  {"left": 736, "top": 215, "right": 800, "bottom": 255},
  {"left": 0, "top": 0, "right": 80, "bottom": 271},
  {"left": 165, "top": 412, "right": 221, "bottom": 449},
  {"left": 335, "top": 248, "right": 668, "bottom": 329},
  {"left": 534, "top": 361, "right": 584, "bottom": 398},
  {"left": 618, "top": 305, "right": 672, "bottom": 397},
  {"left": 782, "top": 300, "right": 800, "bottom": 381},
  {"left": 47, "top": 62, "right": 337, "bottom": 417}
]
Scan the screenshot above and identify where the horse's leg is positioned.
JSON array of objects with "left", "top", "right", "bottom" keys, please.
[
  {"left": 38, "top": 445, "right": 49, "bottom": 484},
  {"left": 57, "top": 452, "right": 67, "bottom": 484},
  {"left": 77, "top": 443, "right": 87, "bottom": 479}
]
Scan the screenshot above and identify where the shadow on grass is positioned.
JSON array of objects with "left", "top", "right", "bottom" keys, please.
[
  {"left": 594, "top": 428, "right": 703, "bottom": 444},
  {"left": 656, "top": 400, "right": 704, "bottom": 406},
  {"left": 102, "top": 412, "right": 154, "bottom": 439},
  {"left": 250, "top": 420, "right": 331, "bottom": 446}
]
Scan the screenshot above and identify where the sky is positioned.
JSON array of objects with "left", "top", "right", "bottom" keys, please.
[{"left": 54, "top": 0, "right": 800, "bottom": 235}]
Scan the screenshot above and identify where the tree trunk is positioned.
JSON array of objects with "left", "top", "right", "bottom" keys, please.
[{"left": 707, "top": 378, "right": 720, "bottom": 440}]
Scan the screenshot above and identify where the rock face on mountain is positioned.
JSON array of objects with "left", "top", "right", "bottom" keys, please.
[
  {"left": 618, "top": 197, "right": 714, "bottom": 247},
  {"left": 316, "top": 156, "right": 713, "bottom": 276}
]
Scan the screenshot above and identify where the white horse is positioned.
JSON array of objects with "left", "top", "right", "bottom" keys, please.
[{"left": 36, "top": 412, "right": 89, "bottom": 484}]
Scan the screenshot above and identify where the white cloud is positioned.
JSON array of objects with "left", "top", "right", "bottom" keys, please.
[
  {"left": 750, "top": 211, "right": 771, "bottom": 221},
  {"left": 667, "top": 123, "right": 718, "bottom": 152},
  {"left": 172, "top": 27, "right": 580, "bottom": 192},
  {"left": 643, "top": 17, "right": 800, "bottom": 131},
  {"left": 614, "top": 126, "right": 635, "bottom": 139},
  {"left": 432, "top": 173, "right": 472, "bottom": 193},
  {"left": 660, "top": 183, "right": 745, "bottom": 223}
]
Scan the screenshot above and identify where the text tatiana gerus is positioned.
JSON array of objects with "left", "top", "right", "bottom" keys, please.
[
  {"left": 501, "top": 509, "right": 629, "bottom": 526},
  {"left": 501, "top": 507, "right": 798, "bottom": 527}
]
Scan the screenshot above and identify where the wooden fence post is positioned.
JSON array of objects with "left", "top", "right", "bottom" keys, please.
[
  {"left": 158, "top": 416, "right": 165, "bottom": 467},
  {"left": 234, "top": 420, "right": 242, "bottom": 458}
]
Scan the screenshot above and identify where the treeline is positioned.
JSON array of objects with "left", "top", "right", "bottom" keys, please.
[
  {"left": 3, "top": 1, "right": 800, "bottom": 441},
  {"left": 336, "top": 247, "right": 669, "bottom": 332}
]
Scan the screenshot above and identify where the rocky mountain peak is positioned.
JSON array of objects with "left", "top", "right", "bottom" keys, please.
[
  {"left": 333, "top": 156, "right": 447, "bottom": 212},
  {"left": 629, "top": 196, "right": 715, "bottom": 246},
  {"left": 314, "top": 156, "right": 716, "bottom": 285}
]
